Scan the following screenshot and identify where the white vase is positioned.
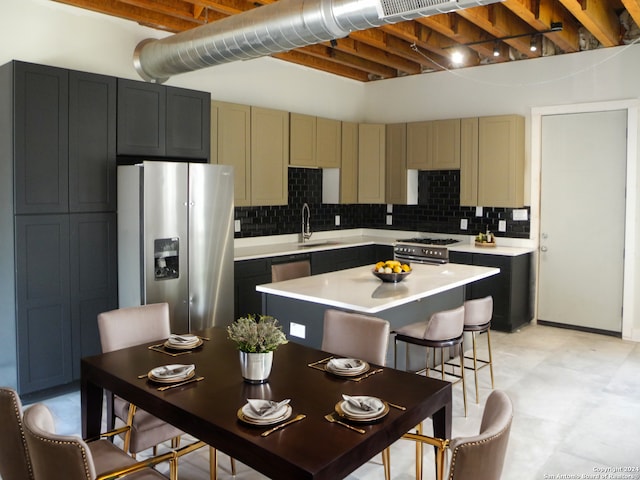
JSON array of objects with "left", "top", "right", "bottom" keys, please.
[{"left": 239, "top": 351, "right": 273, "bottom": 384}]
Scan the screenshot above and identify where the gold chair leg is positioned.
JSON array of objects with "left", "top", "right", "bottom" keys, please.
[
  {"left": 440, "top": 348, "right": 445, "bottom": 380},
  {"left": 170, "top": 455, "right": 178, "bottom": 480},
  {"left": 415, "top": 423, "right": 423, "bottom": 480},
  {"left": 487, "top": 329, "right": 495, "bottom": 388},
  {"left": 210, "top": 447, "right": 217, "bottom": 480},
  {"left": 434, "top": 440, "right": 446, "bottom": 480},
  {"left": 381, "top": 447, "right": 391, "bottom": 480},
  {"left": 472, "top": 331, "right": 479, "bottom": 404},
  {"left": 123, "top": 403, "right": 137, "bottom": 454},
  {"left": 460, "top": 344, "right": 467, "bottom": 417}
]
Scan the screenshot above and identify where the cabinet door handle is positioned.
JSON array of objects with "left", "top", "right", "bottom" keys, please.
[{"left": 540, "top": 246, "right": 548, "bottom": 252}]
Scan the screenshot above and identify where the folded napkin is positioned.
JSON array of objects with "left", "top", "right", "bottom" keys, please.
[
  {"left": 151, "top": 364, "right": 195, "bottom": 379},
  {"left": 342, "top": 394, "right": 383, "bottom": 413},
  {"left": 246, "top": 398, "right": 290, "bottom": 418},
  {"left": 328, "top": 358, "right": 364, "bottom": 370},
  {"left": 168, "top": 334, "right": 199, "bottom": 344}
]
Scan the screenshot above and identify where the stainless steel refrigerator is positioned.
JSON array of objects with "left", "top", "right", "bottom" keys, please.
[{"left": 117, "top": 161, "right": 234, "bottom": 332}]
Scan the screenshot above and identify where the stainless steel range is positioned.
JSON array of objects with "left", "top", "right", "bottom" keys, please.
[{"left": 394, "top": 238, "right": 460, "bottom": 265}]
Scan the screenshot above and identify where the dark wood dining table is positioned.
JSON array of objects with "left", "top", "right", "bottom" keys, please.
[{"left": 81, "top": 327, "right": 452, "bottom": 480}]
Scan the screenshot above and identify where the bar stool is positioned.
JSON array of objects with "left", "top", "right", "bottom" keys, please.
[
  {"left": 463, "top": 296, "right": 495, "bottom": 403},
  {"left": 394, "top": 305, "right": 467, "bottom": 417}
]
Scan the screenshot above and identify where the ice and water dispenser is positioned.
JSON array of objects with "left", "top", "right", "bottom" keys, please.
[{"left": 154, "top": 238, "right": 180, "bottom": 280}]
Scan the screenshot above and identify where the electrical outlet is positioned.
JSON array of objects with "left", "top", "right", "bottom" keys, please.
[
  {"left": 475, "top": 206, "right": 483, "bottom": 217},
  {"left": 335, "top": 215, "right": 340, "bottom": 226},
  {"left": 290, "top": 322, "right": 306, "bottom": 339},
  {"left": 513, "top": 209, "right": 528, "bottom": 221},
  {"left": 386, "top": 215, "right": 393, "bottom": 226},
  {"left": 460, "top": 219, "right": 468, "bottom": 230},
  {"left": 386, "top": 204, "right": 393, "bottom": 213},
  {"left": 234, "top": 220, "right": 241, "bottom": 232},
  {"left": 498, "top": 220, "right": 507, "bottom": 232}
]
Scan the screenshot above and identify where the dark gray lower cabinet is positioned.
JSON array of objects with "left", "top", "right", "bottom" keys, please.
[
  {"left": 234, "top": 244, "right": 394, "bottom": 321},
  {"left": 15, "top": 213, "right": 117, "bottom": 394},
  {"left": 234, "top": 258, "right": 272, "bottom": 320},
  {"left": 69, "top": 213, "right": 118, "bottom": 379},
  {"left": 15, "top": 215, "right": 72, "bottom": 393},
  {"left": 311, "top": 244, "right": 393, "bottom": 274},
  {"left": 449, "top": 251, "right": 532, "bottom": 332}
]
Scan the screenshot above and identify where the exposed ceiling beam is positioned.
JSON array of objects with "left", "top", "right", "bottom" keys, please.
[
  {"left": 502, "top": 0, "right": 581, "bottom": 51},
  {"left": 621, "top": 0, "right": 640, "bottom": 28},
  {"left": 557, "top": 0, "right": 621, "bottom": 46}
]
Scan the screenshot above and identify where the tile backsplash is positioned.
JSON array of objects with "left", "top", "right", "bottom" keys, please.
[{"left": 234, "top": 168, "right": 530, "bottom": 239}]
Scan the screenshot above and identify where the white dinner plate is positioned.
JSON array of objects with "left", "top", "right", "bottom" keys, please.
[
  {"left": 325, "top": 358, "right": 369, "bottom": 377},
  {"left": 237, "top": 404, "right": 292, "bottom": 426},
  {"left": 164, "top": 336, "right": 203, "bottom": 350},
  {"left": 148, "top": 364, "right": 196, "bottom": 383},
  {"left": 335, "top": 398, "right": 389, "bottom": 423}
]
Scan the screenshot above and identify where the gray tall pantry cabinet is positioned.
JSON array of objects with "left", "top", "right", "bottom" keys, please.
[{"left": 0, "top": 61, "right": 117, "bottom": 395}]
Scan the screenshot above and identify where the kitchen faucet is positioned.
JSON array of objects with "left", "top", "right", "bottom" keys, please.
[{"left": 301, "top": 202, "right": 312, "bottom": 242}]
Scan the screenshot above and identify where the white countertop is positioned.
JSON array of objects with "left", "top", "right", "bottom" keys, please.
[
  {"left": 234, "top": 229, "right": 534, "bottom": 261},
  {"left": 256, "top": 263, "right": 500, "bottom": 314},
  {"left": 449, "top": 244, "right": 534, "bottom": 256}
]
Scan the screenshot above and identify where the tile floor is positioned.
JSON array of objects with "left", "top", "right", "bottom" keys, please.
[{"left": 23, "top": 322, "right": 640, "bottom": 480}]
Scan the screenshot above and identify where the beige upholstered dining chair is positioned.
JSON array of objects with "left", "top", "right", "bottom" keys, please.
[
  {"left": 0, "top": 387, "right": 35, "bottom": 480},
  {"left": 321, "top": 309, "right": 390, "bottom": 365},
  {"left": 321, "top": 309, "right": 392, "bottom": 480},
  {"left": 403, "top": 389, "right": 513, "bottom": 480},
  {"left": 271, "top": 260, "right": 311, "bottom": 282},
  {"left": 394, "top": 305, "right": 468, "bottom": 417},
  {"left": 97, "top": 302, "right": 235, "bottom": 480},
  {"left": 23, "top": 402, "right": 175, "bottom": 480}
]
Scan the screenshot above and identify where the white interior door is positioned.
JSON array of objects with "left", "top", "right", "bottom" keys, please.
[{"left": 538, "top": 110, "right": 626, "bottom": 333}]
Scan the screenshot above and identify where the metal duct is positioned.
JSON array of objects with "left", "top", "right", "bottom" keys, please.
[{"left": 134, "top": 0, "right": 503, "bottom": 83}]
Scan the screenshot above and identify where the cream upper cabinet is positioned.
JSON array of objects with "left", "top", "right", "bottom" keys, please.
[
  {"left": 459, "top": 117, "right": 479, "bottom": 207},
  {"left": 460, "top": 114, "right": 524, "bottom": 207},
  {"left": 385, "top": 123, "right": 407, "bottom": 205},
  {"left": 406, "top": 121, "right": 430, "bottom": 169},
  {"left": 407, "top": 119, "right": 460, "bottom": 170},
  {"left": 290, "top": 114, "right": 341, "bottom": 168},
  {"left": 289, "top": 113, "right": 316, "bottom": 167},
  {"left": 316, "top": 117, "right": 341, "bottom": 168},
  {"left": 211, "top": 101, "right": 251, "bottom": 206},
  {"left": 477, "top": 115, "right": 524, "bottom": 207},
  {"left": 340, "top": 121, "right": 358, "bottom": 204},
  {"left": 431, "top": 119, "right": 460, "bottom": 169},
  {"left": 251, "top": 107, "right": 289, "bottom": 206},
  {"left": 358, "top": 123, "right": 385, "bottom": 204}
]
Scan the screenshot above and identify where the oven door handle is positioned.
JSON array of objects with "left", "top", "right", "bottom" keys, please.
[{"left": 394, "top": 254, "right": 447, "bottom": 265}]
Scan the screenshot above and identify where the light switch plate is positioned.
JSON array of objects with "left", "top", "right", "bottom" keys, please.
[
  {"left": 498, "top": 220, "right": 507, "bottom": 232},
  {"left": 234, "top": 220, "right": 241, "bottom": 232},
  {"left": 460, "top": 219, "right": 468, "bottom": 230},
  {"left": 386, "top": 215, "right": 393, "bottom": 226},
  {"left": 386, "top": 204, "right": 393, "bottom": 213},
  {"left": 475, "top": 206, "right": 483, "bottom": 217},
  {"left": 290, "top": 322, "right": 306, "bottom": 339},
  {"left": 335, "top": 215, "right": 340, "bottom": 226}
]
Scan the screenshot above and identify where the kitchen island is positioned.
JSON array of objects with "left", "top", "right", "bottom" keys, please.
[{"left": 257, "top": 263, "right": 499, "bottom": 367}]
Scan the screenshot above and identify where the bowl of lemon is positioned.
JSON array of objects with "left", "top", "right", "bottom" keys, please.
[{"left": 372, "top": 260, "right": 412, "bottom": 283}]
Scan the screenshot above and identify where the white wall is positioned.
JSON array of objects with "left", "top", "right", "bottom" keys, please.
[
  {"left": 1, "top": 0, "right": 366, "bottom": 121},
  {"left": 3, "top": 0, "right": 639, "bottom": 338},
  {"left": 362, "top": 44, "right": 640, "bottom": 122}
]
